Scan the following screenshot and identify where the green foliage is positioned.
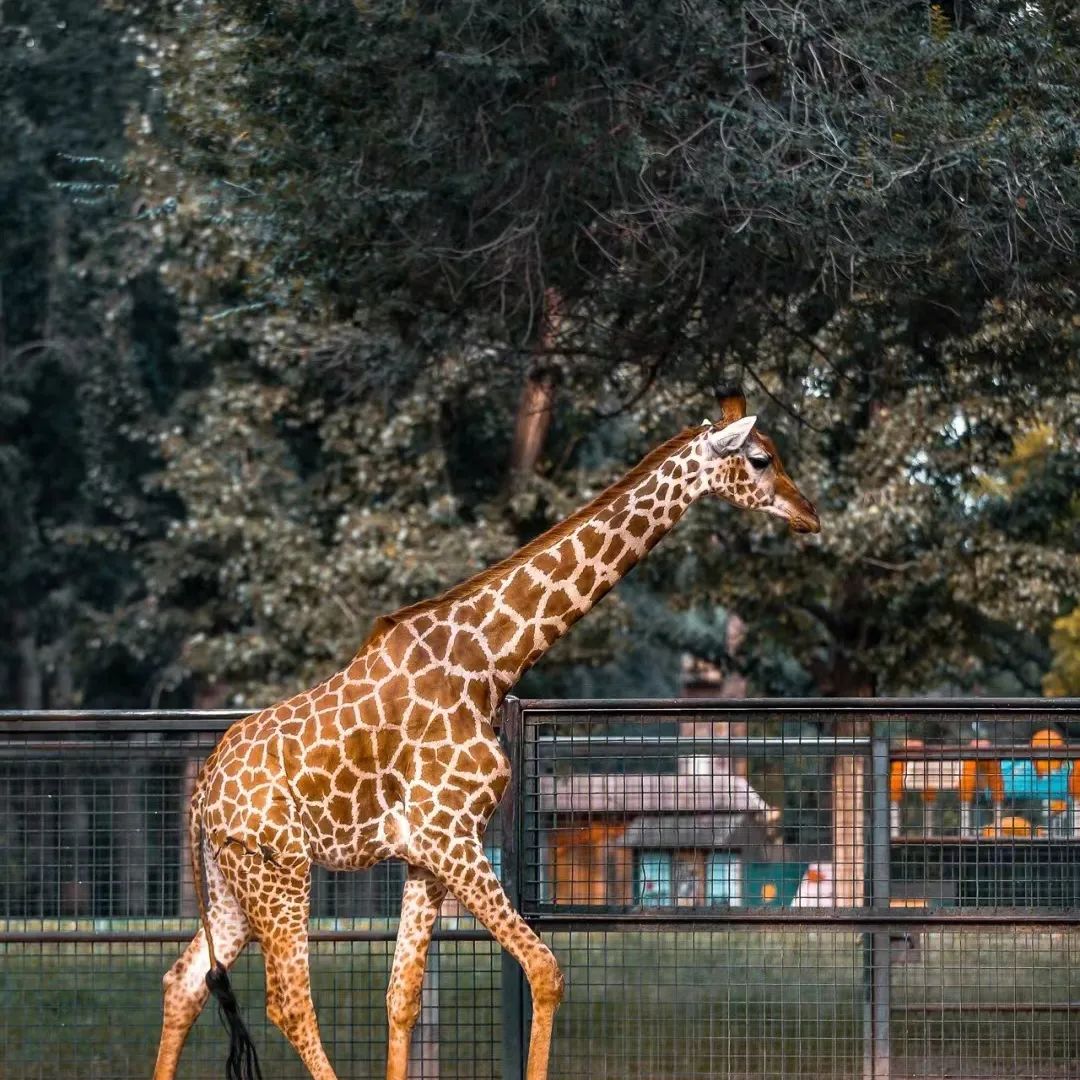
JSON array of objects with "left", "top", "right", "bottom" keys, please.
[
  {"left": 137, "top": 0, "right": 1080, "bottom": 373},
  {"left": 0, "top": 1, "right": 183, "bottom": 706},
  {"left": 3, "top": 0, "right": 1079, "bottom": 706},
  {"left": 1045, "top": 608, "right": 1080, "bottom": 697}
]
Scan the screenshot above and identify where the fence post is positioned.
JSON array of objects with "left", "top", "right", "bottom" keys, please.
[
  {"left": 863, "top": 735, "right": 892, "bottom": 1080},
  {"left": 499, "top": 695, "right": 527, "bottom": 1080}
]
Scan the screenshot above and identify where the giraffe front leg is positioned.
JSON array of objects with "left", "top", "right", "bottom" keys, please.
[
  {"left": 385, "top": 865, "right": 448, "bottom": 1080},
  {"left": 416, "top": 838, "right": 563, "bottom": 1080}
]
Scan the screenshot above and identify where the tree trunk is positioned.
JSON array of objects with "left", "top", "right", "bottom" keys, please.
[
  {"left": 44, "top": 202, "right": 69, "bottom": 342},
  {"left": 13, "top": 611, "right": 43, "bottom": 710},
  {"left": 508, "top": 288, "right": 562, "bottom": 482},
  {"left": 51, "top": 623, "right": 76, "bottom": 708}
]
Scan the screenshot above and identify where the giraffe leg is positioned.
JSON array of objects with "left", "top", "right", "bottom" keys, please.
[
  {"left": 228, "top": 854, "right": 338, "bottom": 1080},
  {"left": 260, "top": 923, "right": 339, "bottom": 1080},
  {"left": 417, "top": 839, "right": 563, "bottom": 1080},
  {"left": 385, "top": 865, "right": 448, "bottom": 1080},
  {"left": 153, "top": 871, "right": 251, "bottom": 1079}
]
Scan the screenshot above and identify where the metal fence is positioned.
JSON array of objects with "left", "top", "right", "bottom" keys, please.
[{"left": 2, "top": 699, "right": 1079, "bottom": 1079}]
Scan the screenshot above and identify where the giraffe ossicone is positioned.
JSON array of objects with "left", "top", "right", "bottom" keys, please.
[{"left": 152, "top": 392, "right": 820, "bottom": 1080}]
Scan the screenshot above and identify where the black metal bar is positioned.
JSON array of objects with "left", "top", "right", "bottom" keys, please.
[
  {"left": 535, "top": 735, "right": 873, "bottom": 755},
  {"left": 867, "top": 738, "right": 892, "bottom": 1080},
  {"left": 891, "top": 836, "right": 1080, "bottom": 846},
  {"left": 0, "top": 713, "right": 241, "bottom": 733},
  {"left": 891, "top": 1002, "right": 1080, "bottom": 1013},
  {"left": 0, "top": 928, "right": 496, "bottom": 945},
  {"left": 519, "top": 697, "right": 1080, "bottom": 714},
  {"left": 499, "top": 695, "right": 526, "bottom": 1080},
  {"left": 890, "top": 745, "right": 1080, "bottom": 760},
  {"left": 524, "top": 911, "right": 1080, "bottom": 928}
]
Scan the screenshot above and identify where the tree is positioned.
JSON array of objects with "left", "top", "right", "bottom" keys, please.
[
  {"left": 1045, "top": 609, "right": 1080, "bottom": 697},
  {"left": 0, "top": 0, "right": 181, "bottom": 707},
  {"left": 104, "top": 0, "right": 1080, "bottom": 707}
]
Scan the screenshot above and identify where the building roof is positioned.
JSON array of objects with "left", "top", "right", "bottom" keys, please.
[
  {"left": 616, "top": 813, "right": 766, "bottom": 850},
  {"left": 537, "top": 757, "right": 769, "bottom": 814}
]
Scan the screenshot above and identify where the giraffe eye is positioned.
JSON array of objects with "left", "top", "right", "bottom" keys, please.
[{"left": 747, "top": 453, "right": 771, "bottom": 470}]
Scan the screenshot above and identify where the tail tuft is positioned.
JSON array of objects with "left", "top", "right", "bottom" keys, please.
[{"left": 206, "top": 964, "right": 263, "bottom": 1080}]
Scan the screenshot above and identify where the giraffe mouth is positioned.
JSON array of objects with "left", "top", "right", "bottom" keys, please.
[{"left": 789, "top": 508, "right": 821, "bottom": 534}]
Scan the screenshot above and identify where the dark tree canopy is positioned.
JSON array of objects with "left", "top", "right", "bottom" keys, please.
[{"left": 0, "top": 0, "right": 1077, "bottom": 707}]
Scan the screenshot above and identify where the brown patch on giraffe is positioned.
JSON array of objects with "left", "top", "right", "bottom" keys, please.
[
  {"left": 626, "top": 513, "right": 650, "bottom": 539},
  {"left": 543, "top": 589, "right": 575, "bottom": 620},
  {"left": 294, "top": 770, "right": 331, "bottom": 801},
  {"left": 441, "top": 787, "right": 467, "bottom": 811},
  {"left": 424, "top": 715, "right": 450, "bottom": 743},
  {"left": 341, "top": 679, "right": 366, "bottom": 704},
  {"left": 367, "top": 652, "right": 393, "bottom": 681},
  {"left": 614, "top": 545, "right": 639, "bottom": 575},
  {"left": 449, "top": 711, "right": 479, "bottom": 742},
  {"left": 466, "top": 678, "right": 491, "bottom": 712},
  {"left": 485, "top": 616, "right": 521, "bottom": 656},
  {"left": 577, "top": 564, "right": 598, "bottom": 596},
  {"left": 381, "top": 771, "right": 404, "bottom": 805},
  {"left": 341, "top": 779, "right": 377, "bottom": 821},
  {"left": 449, "top": 629, "right": 489, "bottom": 673},
  {"left": 334, "top": 768, "right": 359, "bottom": 794},
  {"left": 424, "top": 623, "right": 451, "bottom": 660},
  {"left": 504, "top": 571, "right": 545, "bottom": 612},
  {"left": 343, "top": 729, "right": 378, "bottom": 769},
  {"left": 469, "top": 741, "right": 502, "bottom": 776},
  {"left": 598, "top": 534, "right": 625, "bottom": 565},
  {"left": 376, "top": 728, "right": 403, "bottom": 764},
  {"left": 455, "top": 601, "right": 483, "bottom": 627},
  {"left": 305, "top": 743, "right": 340, "bottom": 774},
  {"left": 578, "top": 525, "right": 605, "bottom": 559},
  {"left": 413, "top": 668, "right": 447, "bottom": 706},
  {"left": 532, "top": 550, "right": 558, "bottom": 575}
]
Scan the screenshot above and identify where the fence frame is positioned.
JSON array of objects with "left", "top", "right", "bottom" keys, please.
[{"left": 2, "top": 695, "right": 1079, "bottom": 1080}]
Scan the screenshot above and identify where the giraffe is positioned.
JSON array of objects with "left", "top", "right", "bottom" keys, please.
[{"left": 152, "top": 391, "right": 820, "bottom": 1080}]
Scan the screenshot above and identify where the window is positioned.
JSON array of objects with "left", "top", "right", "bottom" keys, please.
[
  {"left": 483, "top": 836, "right": 503, "bottom": 883},
  {"left": 706, "top": 853, "right": 741, "bottom": 907},
  {"left": 636, "top": 851, "right": 672, "bottom": 906}
]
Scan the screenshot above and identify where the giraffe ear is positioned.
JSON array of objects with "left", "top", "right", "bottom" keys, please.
[{"left": 707, "top": 415, "right": 757, "bottom": 454}]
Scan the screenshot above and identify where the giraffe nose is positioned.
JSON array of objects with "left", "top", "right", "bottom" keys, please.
[{"left": 790, "top": 503, "right": 820, "bottom": 534}]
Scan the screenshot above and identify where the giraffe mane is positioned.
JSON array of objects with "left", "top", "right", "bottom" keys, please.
[{"left": 363, "top": 425, "right": 706, "bottom": 642}]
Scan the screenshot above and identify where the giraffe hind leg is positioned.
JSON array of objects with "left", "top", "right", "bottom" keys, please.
[
  {"left": 153, "top": 875, "right": 251, "bottom": 1080},
  {"left": 218, "top": 847, "right": 340, "bottom": 1080}
]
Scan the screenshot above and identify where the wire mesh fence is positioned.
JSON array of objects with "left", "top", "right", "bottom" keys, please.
[{"left": 1, "top": 699, "right": 1078, "bottom": 1079}]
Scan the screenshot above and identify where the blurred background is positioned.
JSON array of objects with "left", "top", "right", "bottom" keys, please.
[{"left": 2, "top": 0, "right": 1078, "bottom": 712}]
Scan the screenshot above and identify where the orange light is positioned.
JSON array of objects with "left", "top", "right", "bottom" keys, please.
[
  {"left": 1032, "top": 729, "right": 1065, "bottom": 778},
  {"left": 997, "top": 815, "right": 1033, "bottom": 838}
]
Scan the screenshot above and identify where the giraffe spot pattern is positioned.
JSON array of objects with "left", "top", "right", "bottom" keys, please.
[{"left": 156, "top": 420, "right": 817, "bottom": 1080}]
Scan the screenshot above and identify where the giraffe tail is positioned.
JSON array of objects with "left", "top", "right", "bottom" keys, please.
[{"left": 190, "top": 794, "right": 263, "bottom": 1080}]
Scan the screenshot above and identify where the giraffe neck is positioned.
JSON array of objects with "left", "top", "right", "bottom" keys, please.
[{"left": 437, "top": 427, "right": 711, "bottom": 693}]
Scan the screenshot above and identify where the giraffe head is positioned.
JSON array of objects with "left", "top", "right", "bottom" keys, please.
[{"left": 700, "top": 392, "right": 820, "bottom": 534}]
